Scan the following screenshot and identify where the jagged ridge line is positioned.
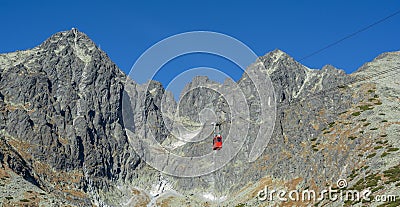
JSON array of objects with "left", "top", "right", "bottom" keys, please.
[
  {"left": 162, "top": 65, "right": 400, "bottom": 127},
  {"left": 278, "top": 65, "right": 400, "bottom": 110}
]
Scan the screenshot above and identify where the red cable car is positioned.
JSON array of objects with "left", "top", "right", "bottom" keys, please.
[{"left": 213, "top": 134, "right": 222, "bottom": 150}]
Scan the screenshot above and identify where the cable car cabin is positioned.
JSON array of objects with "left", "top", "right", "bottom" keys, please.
[{"left": 213, "top": 134, "right": 222, "bottom": 150}]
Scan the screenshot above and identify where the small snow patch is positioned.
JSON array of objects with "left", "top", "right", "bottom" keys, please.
[{"left": 202, "top": 193, "right": 227, "bottom": 201}]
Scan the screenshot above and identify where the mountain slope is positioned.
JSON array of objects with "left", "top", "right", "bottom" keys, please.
[
  {"left": 0, "top": 29, "right": 143, "bottom": 206},
  {"left": 0, "top": 30, "right": 399, "bottom": 207}
]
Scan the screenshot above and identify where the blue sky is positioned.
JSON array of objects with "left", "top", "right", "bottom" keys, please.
[{"left": 1, "top": 1, "right": 399, "bottom": 98}]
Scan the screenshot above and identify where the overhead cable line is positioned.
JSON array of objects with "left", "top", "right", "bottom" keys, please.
[{"left": 299, "top": 8, "right": 400, "bottom": 61}]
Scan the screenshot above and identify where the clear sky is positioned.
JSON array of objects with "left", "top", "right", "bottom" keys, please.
[{"left": 1, "top": 1, "right": 399, "bottom": 98}]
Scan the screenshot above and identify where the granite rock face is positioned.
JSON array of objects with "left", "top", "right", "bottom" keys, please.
[
  {"left": 0, "top": 29, "right": 144, "bottom": 205},
  {"left": 156, "top": 49, "right": 355, "bottom": 200},
  {"left": 0, "top": 30, "right": 399, "bottom": 207}
]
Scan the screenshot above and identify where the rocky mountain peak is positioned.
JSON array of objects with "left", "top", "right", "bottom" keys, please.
[
  {"left": 190, "top": 75, "right": 212, "bottom": 83},
  {"left": 0, "top": 29, "right": 138, "bottom": 206},
  {"left": 178, "top": 76, "right": 221, "bottom": 102},
  {"left": 1, "top": 30, "right": 399, "bottom": 207},
  {"left": 40, "top": 28, "right": 96, "bottom": 49},
  {"left": 240, "top": 50, "right": 333, "bottom": 103},
  {"left": 255, "top": 49, "right": 302, "bottom": 75},
  {"left": 264, "top": 48, "right": 290, "bottom": 60},
  {"left": 35, "top": 28, "right": 112, "bottom": 72}
]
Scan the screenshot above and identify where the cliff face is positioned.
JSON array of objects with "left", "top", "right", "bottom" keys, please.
[
  {"left": 0, "top": 29, "right": 146, "bottom": 206},
  {"left": 0, "top": 30, "right": 399, "bottom": 207},
  {"left": 156, "top": 49, "right": 356, "bottom": 204}
]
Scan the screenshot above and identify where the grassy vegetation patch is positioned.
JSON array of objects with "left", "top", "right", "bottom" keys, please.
[
  {"left": 383, "top": 166, "right": 400, "bottom": 175},
  {"left": 363, "top": 123, "right": 371, "bottom": 126},
  {"left": 370, "top": 128, "right": 378, "bottom": 130},
  {"left": 351, "top": 174, "right": 381, "bottom": 192},
  {"left": 387, "top": 147, "right": 399, "bottom": 152},
  {"left": 349, "top": 172, "right": 358, "bottom": 179},
  {"left": 367, "top": 153, "right": 376, "bottom": 159},
  {"left": 365, "top": 175, "right": 380, "bottom": 188},
  {"left": 358, "top": 105, "right": 373, "bottom": 111},
  {"left": 348, "top": 136, "right": 357, "bottom": 140},
  {"left": 352, "top": 111, "right": 361, "bottom": 116},
  {"left": 371, "top": 186, "right": 384, "bottom": 193},
  {"left": 381, "top": 152, "right": 390, "bottom": 157},
  {"left": 383, "top": 165, "right": 400, "bottom": 185},
  {"left": 374, "top": 146, "right": 383, "bottom": 150}
]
